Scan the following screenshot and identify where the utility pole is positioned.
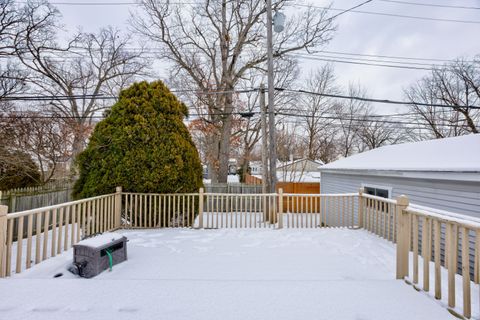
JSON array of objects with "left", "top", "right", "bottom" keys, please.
[
  {"left": 260, "top": 84, "right": 269, "bottom": 194},
  {"left": 266, "top": 0, "right": 277, "bottom": 193}
]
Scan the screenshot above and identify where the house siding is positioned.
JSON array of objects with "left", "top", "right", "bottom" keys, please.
[
  {"left": 321, "top": 172, "right": 480, "bottom": 218},
  {"left": 321, "top": 171, "right": 480, "bottom": 274}
]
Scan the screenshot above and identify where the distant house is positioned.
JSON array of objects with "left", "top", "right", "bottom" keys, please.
[
  {"left": 249, "top": 158, "right": 323, "bottom": 183},
  {"left": 249, "top": 161, "right": 263, "bottom": 175},
  {"left": 320, "top": 134, "right": 480, "bottom": 218},
  {"left": 277, "top": 158, "right": 324, "bottom": 183}
]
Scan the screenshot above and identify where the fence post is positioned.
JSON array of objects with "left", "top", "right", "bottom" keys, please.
[
  {"left": 115, "top": 187, "right": 122, "bottom": 229},
  {"left": 278, "top": 188, "right": 283, "bottom": 229},
  {"left": 358, "top": 187, "right": 364, "bottom": 228},
  {"left": 0, "top": 205, "right": 8, "bottom": 278},
  {"left": 10, "top": 193, "right": 16, "bottom": 213},
  {"left": 198, "top": 188, "right": 204, "bottom": 229},
  {"left": 396, "top": 195, "right": 410, "bottom": 279}
]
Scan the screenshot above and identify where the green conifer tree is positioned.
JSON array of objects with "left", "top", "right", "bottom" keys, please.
[{"left": 73, "top": 81, "right": 203, "bottom": 199}]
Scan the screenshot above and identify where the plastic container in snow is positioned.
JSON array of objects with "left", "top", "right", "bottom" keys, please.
[{"left": 72, "top": 232, "right": 127, "bottom": 278}]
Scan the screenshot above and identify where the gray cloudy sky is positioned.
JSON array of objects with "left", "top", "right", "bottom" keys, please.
[{"left": 56, "top": 0, "right": 480, "bottom": 113}]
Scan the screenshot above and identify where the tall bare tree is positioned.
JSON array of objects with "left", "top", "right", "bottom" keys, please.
[
  {"left": 14, "top": 2, "right": 149, "bottom": 162},
  {"left": 0, "top": 0, "right": 31, "bottom": 102},
  {"left": 334, "top": 83, "right": 370, "bottom": 157},
  {"left": 405, "top": 58, "right": 480, "bottom": 140},
  {"left": 1, "top": 110, "right": 73, "bottom": 183},
  {"left": 299, "top": 64, "right": 338, "bottom": 160},
  {"left": 132, "top": 0, "right": 334, "bottom": 182},
  {"left": 357, "top": 120, "right": 403, "bottom": 151}
]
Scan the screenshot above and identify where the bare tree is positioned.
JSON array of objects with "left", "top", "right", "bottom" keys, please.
[
  {"left": 0, "top": 0, "right": 24, "bottom": 56},
  {"left": 334, "top": 83, "right": 369, "bottom": 157},
  {"left": 132, "top": 0, "right": 334, "bottom": 182},
  {"left": 0, "top": 0, "right": 31, "bottom": 102},
  {"left": 0, "top": 109, "right": 74, "bottom": 183},
  {"left": 230, "top": 58, "right": 298, "bottom": 181},
  {"left": 14, "top": 2, "right": 149, "bottom": 162},
  {"left": 357, "top": 120, "right": 403, "bottom": 151},
  {"left": 299, "top": 64, "right": 338, "bottom": 160},
  {"left": 405, "top": 58, "right": 480, "bottom": 140}
]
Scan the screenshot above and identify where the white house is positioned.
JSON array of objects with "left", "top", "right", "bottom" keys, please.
[
  {"left": 320, "top": 134, "right": 480, "bottom": 218},
  {"left": 277, "top": 158, "right": 324, "bottom": 183},
  {"left": 251, "top": 158, "right": 324, "bottom": 183}
]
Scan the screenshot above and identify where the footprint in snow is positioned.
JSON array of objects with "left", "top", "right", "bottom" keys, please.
[
  {"left": 241, "top": 241, "right": 263, "bottom": 248},
  {"left": 118, "top": 307, "right": 139, "bottom": 313},
  {"left": 193, "top": 246, "right": 212, "bottom": 253},
  {"left": 31, "top": 307, "right": 60, "bottom": 312},
  {"left": 0, "top": 306, "right": 15, "bottom": 312}
]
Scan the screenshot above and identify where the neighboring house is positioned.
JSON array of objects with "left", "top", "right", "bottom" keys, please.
[
  {"left": 277, "top": 158, "right": 324, "bottom": 183},
  {"left": 249, "top": 161, "right": 263, "bottom": 175},
  {"left": 319, "top": 134, "right": 480, "bottom": 218}
]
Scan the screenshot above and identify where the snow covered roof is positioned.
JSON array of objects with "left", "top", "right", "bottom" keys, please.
[
  {"left": 321, "top": 134, "right": 480, "bottom": 173},
  {"left": 253, "top": 171, "right": 321, "bottom": 183},
  {"left": 277, "top": 158, "right": 324, "bottom": 169}
]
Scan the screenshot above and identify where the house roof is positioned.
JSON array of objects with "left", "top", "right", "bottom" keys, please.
[
  {"left": 277, "top": 158, "right": 324, "bottom": 170},
  {"left": 321, "top": 134, "right": 480, "bottom": 173},
  {"left": 253, "top": 171, "right": 321, "bottom": 183}
]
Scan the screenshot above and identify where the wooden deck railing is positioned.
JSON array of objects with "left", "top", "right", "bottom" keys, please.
[
  {"left": 1, "top": 186, "right": 479, "bottom": 318},
  {"left": 0, "top": 188, "right": 122, "bottom": 278},
  {"left": 282, "top": 193, "right": 357, "bottom": 228},
  {"left": 359, "top": 191, "right": 398, "bottom": 243},
  {"left": 397, "top": 204, "right": 480, "bottom": 319}
]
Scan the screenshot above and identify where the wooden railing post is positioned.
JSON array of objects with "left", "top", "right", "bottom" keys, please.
[
  {"left": 358, "top": 187, "right": 364, "bottom": 228},
  {"left": 198, "top": 188, "right": 204, "bottom": 229},
  {"left": 0, "top": 205, "right": 8, "bottom": 278},
  {"left": 278, "top": 188, "right": 283, "bottom": 229},
  {"left": 396, "top": 195, "right": 410, "bottom": 279},
  {"left": 115, "top": 187, "right": 122, "bottom": 229}
]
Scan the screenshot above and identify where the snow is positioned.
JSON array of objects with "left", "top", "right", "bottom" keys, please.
[
  {"left": 76, "top": 232, "right": 125, "bottom": 249},
  {"left": 0, "top": 228, "right": 456, "bottom": 320},
  {"left": 276, "top": 171, "right": 321, "bottom": 182},
  {"left": 227, "top": 174, "right": 240, "bottom": 183},
  {"left": 406, "top": 252, "right": 479, "bottom": 319},
  {"left": 203, "top": 174, "right": 240, "bottom": 184},
  {"left": 252, "top": 171, "right": 321, "bottom": 183},
  {"left": 321, "top": 134, "right": 480, "bottom": 172}
]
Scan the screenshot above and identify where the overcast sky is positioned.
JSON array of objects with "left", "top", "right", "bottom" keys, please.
[{"left": 55, "top": 0, "right": 480, "bottom": 113}]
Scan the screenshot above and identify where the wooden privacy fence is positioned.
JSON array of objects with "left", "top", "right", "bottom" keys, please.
[{"left": 0, "top": 181, "right": 74, "bottom": 213}]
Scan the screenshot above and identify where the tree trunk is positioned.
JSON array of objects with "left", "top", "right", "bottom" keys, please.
[{"left": 217, "top": 91, "right": 234, "bottom": 183}]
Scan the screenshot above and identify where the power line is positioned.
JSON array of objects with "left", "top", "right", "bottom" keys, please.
[
  {"left": 4, "top": 49, "right": 470, "bottom": 68},
  {"left": 2, "top": 111, "right": 472, "bottom": 130},
  {"left": 289, "top": 54, "right": 433, "bottom": 71},
  {"left": 325, "top": 0, "right": 373, "bottom": 21},
  {"left": 294, "top": 53, "right": 442, "bottom": 68},
  {"left": 315, "top": 50, "right": 474, "bottom": 64},
  {"left": 15, "top": 0, "right": 480, "bottom": 24},
  {"left": 294, "top": 4, "right": 480, "bottom": 24},
  {"left": 377, "top": 0, "right": 480, "bottom": 10},
  {"left": 276, "top": 87, "right": 480, "bottom": 109},
  {"left": 0, "top": 89, "right": 258, "bottom": 101},
  {"left": 3, "top": 87, "right": 478, "bottom": 109}
]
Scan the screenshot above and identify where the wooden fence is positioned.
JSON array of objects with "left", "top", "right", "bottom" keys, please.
[
  {"left": 1, "top": 186, "right": 479, "bottom": 318},
  {"left": 0, "top": 180, "right": 74, "bottom": 213},
  {"left": 204, "top": 183, "right": 263, "bottom": 194}
]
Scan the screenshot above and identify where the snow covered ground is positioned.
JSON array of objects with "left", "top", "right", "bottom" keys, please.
[{"left": 0, "top": 228, "right": 456, "bottom": 320}]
